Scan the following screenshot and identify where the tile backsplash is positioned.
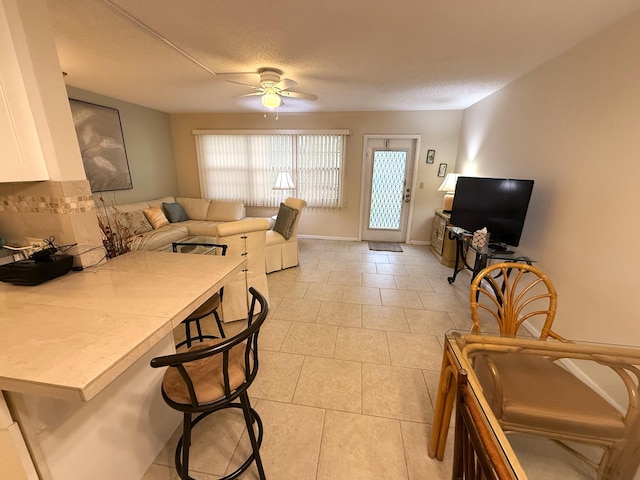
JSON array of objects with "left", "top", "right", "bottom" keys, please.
[{"left": 0, "top": 180, "right": 105, "bottom": 267}]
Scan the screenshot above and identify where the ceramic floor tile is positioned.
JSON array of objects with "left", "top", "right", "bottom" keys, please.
[
  {"left": 362, "top": 363, "right": 432, "bottom": 423},
  {"left": 361, "top": 272, "right": 397, "bottom": 288},
  {"left": 422, "top": 369, "right": 443, "bottom": 410},
  {"left": 405, "top": 265, "right": 431, "bottom": 278},
  {"left": 341, "top": 285, "right": 382, "bottom": 305},
  {"left": 361, "top": 304, "right": 410, "bottom": 332},
  {"left": 279, "top": 322, "right": 338, "bottom": 358},
  {"left": 404, "top": 309, "right": 456, "bottom": 336},
  {"left": 394, "top": 274, "right": 434, "bottom": 292},
  {"left": 268, "top": 280, "right": 309, "bottom": 299},
  {"left": 317, "top": 410, "right": 408, "bottom": 480},
  {"left": 141, "top": 463, "right": 173, "bottom": 480},
  {"left": 401, "top": 421, "right": 454, "bottom": 480},
  {"left": 388, "top": 255, "right": 420, "bottom": 265},
  {"left": 316, "top": 301, "right": 362, "bottom": 327},
  {"left": 294, "top": 269, "right": 331, "bottom": 283},
  {"left": 327, "top": 270, "right": 362, "bottom": 286},
  {"left": 360, "top": 253, "right": 389, "bottom": 264},
  {"left": 334, "top": 326, "right": 390, "bottom": 364},
  {"left": 230, "top": 400, "right": 325, "bottom": 480},
  {"left": 292, "top": 356, "right": 362, "bottom": 412},
  {"left": 272, "top": 297, "right": 320, "bottom": 323},
  {"left": 387, "top": 331, "right": 443, "bottom": 370},
  {"left": 377, "top": 263, "right": 410, "bottom": 276},
  {"left": 258, "top": 318, "right": 292, "bottom": 351},
  {"left": 418, "top": 291, "right": 468, "bottom": 313},
  {"left": 380, "top": 288, "right": 424, "bottom": 309},
  {"left": 248, "top": 350, "right": 304, "bottom": 402},
  {"left": 174, "top": 408, "right": 248, "bottom": 477},
  {"left": 304, "top": 282, "right": 346, "bottom": 302}
]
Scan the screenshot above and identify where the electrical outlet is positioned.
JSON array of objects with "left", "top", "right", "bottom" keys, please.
[{"left": 26, "top": 237, "right": 45, "bottom": 251}]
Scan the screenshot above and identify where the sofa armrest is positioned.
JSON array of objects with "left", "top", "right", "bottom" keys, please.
[{"left": 216, "top": 218, "right": 270, "bottom": 237}]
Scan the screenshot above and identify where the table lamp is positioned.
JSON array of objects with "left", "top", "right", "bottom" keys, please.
[
  {"left": 437, "top": 173, "right": 460, "bottom": 213},
  {"left": 272, "top": 171, "right": 295, "bottom": 190}
]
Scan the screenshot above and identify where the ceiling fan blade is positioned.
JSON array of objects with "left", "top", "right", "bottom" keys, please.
[
  {"left": 215, "top": 71, "right": 259, "bottom": 76},
  {"left": 279, "top": 91, "right": 318, "bottom": 101},
  {"left": 226, "top": 80, "right": 261, "bottom": 89},
  {"left": 236, "top": 92, "right": 263, "bottom": 98},
  {"left": 275, "top": 78, "right": 297, "bottom": 91}
]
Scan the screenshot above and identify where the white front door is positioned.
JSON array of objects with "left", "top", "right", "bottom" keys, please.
[{"left": 361, "top": 137, "right": 417, "bottom": 242}]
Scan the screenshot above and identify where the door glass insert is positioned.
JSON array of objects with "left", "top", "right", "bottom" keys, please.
[{"left": 368, "top": 150, "right": 408, "bottom": 230}]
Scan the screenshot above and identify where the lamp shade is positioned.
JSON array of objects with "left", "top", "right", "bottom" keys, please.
[
  {"left": 437, "top": 173, "right": 460, "bottom": 212},
  {"left": 437, "top": 173, "right": 460, "bottom": 193},
  {"left": 273, "top": 171, "right": 295, "bottom": 190}
]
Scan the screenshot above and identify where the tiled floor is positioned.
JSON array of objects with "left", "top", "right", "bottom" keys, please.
[{"left": 142, "top": 239, "right": 595, "bottom": 480}]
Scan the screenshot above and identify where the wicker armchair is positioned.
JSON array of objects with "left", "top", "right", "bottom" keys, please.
[{"left": 470, "top": 262, "right": 640, "bottom": 480}]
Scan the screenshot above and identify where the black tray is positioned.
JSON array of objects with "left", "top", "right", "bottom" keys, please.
[{"left": 0, "top": 254, "right": 74, "bottom": 286}]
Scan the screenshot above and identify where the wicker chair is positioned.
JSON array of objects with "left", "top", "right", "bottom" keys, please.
[
  {"left": 151, "top": 287, "right": 268, "bottom": 480},
  {"left": 470, "top": 262, "right": 640, "bottom": 480}
]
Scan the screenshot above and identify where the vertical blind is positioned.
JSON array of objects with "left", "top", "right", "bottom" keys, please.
[{"left": 194, "top": 131, "right": 348, "bottom": 208}]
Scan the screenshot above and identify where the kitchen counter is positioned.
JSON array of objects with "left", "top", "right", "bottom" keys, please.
[{"left": 0, "top": 251, "right": 247, "bottom": 480}]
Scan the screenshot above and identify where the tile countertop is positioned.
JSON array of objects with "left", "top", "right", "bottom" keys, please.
[{"left": 0, "top": 251, "right": 246, "bottom": 402}]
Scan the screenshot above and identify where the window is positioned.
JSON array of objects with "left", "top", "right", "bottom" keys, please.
[{"left": 193, "top": 130, "right": 349, "bottom": 208}]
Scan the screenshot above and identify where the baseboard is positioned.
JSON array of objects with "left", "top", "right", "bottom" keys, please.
[
  {"left": 299, "top": 235, "right": 430, "bottom": 244},
  {"left": 298, "top": 234, "right": 360, "bottom": 241}
]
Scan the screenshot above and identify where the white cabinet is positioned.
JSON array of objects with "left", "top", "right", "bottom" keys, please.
[{"left": 0, "top": 1, "right": 48, "bottom": 182}]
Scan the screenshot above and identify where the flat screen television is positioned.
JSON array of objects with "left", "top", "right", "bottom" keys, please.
[{"left": 449, "top": 177, "right": 534, "bottom": 247}]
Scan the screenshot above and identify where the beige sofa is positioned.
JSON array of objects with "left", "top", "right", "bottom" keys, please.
[
  {"left": 111, "top": 196, "right": 247, "bottom": 251},
  {"left": 265, "top": 197, "right": 307, "bottom": 273}
]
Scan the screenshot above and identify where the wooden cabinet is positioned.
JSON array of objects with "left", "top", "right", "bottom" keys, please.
[{"left": 430, "top": 209, "right": 456, "bottom": 267}]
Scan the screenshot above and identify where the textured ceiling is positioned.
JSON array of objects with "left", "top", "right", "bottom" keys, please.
[{"left": 47, "top": 0, "right": 640, "bottom": 113}]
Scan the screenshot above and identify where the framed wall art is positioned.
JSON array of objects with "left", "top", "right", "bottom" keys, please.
[
  {"left": 426, "top": 149, "right": 435, "bottom": 164},
  {"left": 69, "top": 99, "right": 133, "bottom": 192},
  {"left": 438, "top": 163, "right": 447, "bottom": 177}
]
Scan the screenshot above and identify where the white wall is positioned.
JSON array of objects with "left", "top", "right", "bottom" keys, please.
[{"left": 456, "top": 11, "right": 640, "bottom": 344}]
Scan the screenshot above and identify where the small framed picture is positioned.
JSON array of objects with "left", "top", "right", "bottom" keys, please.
[
  {"left": 426, "top": 149, "right": 435, "bottom": 164},
  {"left": 438, "top": 163, "right": 447, "bottom": 177}
]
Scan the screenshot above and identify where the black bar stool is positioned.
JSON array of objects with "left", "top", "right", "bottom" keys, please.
[{"left": 151, "top": 287, "right": 269, "bottom": 480}]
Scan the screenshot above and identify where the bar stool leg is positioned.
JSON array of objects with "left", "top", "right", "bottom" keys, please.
[
  {"left": 175, "top": 412, "right": 193, "bottom": 480},
  {"left": 240, "top": 393, "right": 266, "bottom": 480}
]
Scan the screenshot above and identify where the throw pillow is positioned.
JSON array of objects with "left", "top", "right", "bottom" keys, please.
[
  {"left": 162, "top": 202, "right": 189, "bottom": 223},
  {"left": 143, "top": 206, "right": 169, "bottom": 229},
  {"left": 126, "top": 210, "right": 153, "bottom": 234},
  {"left": 273, "top": 203, "right": 299, "bottom": 240}
]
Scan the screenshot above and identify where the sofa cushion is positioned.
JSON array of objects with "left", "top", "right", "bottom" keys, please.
[
  {"left": 129, "top": 225, "right": 189, "bottom": 251},
  {"left": 273, "top": 203, "right": 299, "bottom": 240},
  {"left": 207, "top": 200, "right": 246, "bottom": 222},
  {"left": 115, "top": 201, "right": 151, "bottom": 214},
  {"left": 144, "top": 206, "right": 170, "bottom": 229},
  {"left": 162, "top": 202, "right": 189, "bottom": 223},
  {"left": 148, "top": 196, "right": 176, "bottom": 208},
  {"left": 176, "top": 197, "right": 211, "bottom": 220},
  {"left": 124, "top": 210, "right": 153, "bottom": 234}
]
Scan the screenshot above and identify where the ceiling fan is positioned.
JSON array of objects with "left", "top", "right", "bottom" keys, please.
[{"left": 226, "top": 68, "right": 318, "bottom": 109}]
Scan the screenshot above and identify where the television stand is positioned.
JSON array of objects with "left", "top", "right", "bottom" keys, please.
[{"left": 446, "top": 227, "right": 534, "bottom": 283}]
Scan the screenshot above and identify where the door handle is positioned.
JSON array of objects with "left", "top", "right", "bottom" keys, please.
[{"left": 404, "top": 189, "right": 411, "bottom": 203}]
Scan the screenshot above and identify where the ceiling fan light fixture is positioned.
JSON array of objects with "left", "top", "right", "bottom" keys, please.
[{"left": 261, "top": 92, "right": 281, "bottom": 109}]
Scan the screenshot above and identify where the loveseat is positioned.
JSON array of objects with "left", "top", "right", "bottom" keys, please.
[{"left": 107, "top": 196, "right": 248, "bottom": 252}]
